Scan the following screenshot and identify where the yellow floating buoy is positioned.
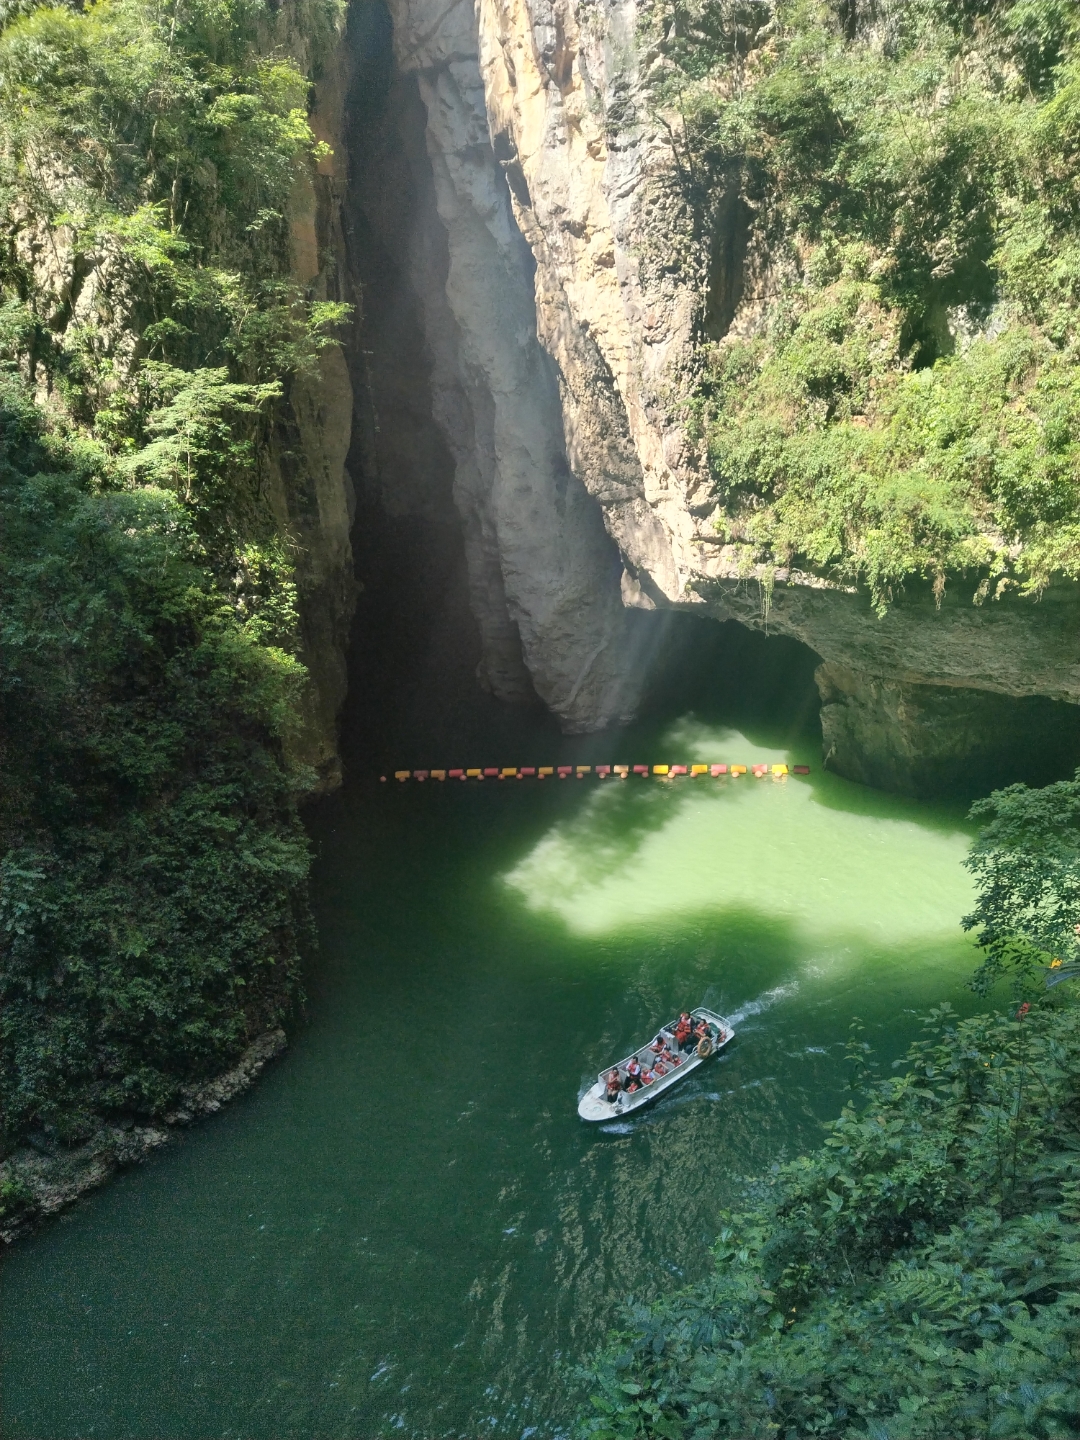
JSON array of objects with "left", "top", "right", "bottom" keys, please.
[
  {"left": 690, "top": 764, "right": 708, "bottom": 776},
  {"left": 395, "top": 770, "right": 410, "bottom": 782},
  {"left": 538, "top": 766, "right": 553, "bottom": 777},
  {"left": 431, "top": 770, "right": 446, "bottom": 781},
  {"left": 730, "top": 765, "right": 747, "bottom": 776},
  {"left": 653, "top": 765, "right": 669, "bottom": 776},
  {"left": 466, "top": 768, "right": 482, "bottom": 779},
  {"left": 501, "top": 767, "right": 517, "bottom": 778}
]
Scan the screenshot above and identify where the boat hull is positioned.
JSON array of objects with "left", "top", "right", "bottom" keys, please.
[{"left": 577, "top": 1007, "right": 734, "bottom": 1122}]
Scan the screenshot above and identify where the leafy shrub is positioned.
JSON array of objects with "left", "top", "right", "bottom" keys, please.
[{"left": 963, "top": 770, "right": 1080, "bottom": 994}]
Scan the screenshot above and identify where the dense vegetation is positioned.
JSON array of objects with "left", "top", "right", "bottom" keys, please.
[
  {"left": 0, "top": 0, "right": 345, "bottom": 1167},
  {"left": 577, "top": 770, "right": 1080, "bottom": 1438},
  {"left": 963, "top": 770, "right": 1080, "bottom": 993},
  {"left": 643, "top": 0, "right": 1080, "bottom": 609}
]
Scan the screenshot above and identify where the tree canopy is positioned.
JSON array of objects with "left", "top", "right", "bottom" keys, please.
[{"left": 0, "top": 0, "right": 345, "bottom": 1181}]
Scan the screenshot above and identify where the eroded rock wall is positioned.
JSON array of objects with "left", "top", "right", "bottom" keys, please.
[
  {"left": 441, "top": 0, "right": 1080, "bottom": 787},
  {"left": 271, "top": 17, "right": 358, "bottom": 790},
  {"left": 333, "top": 0, "right": 1080, "bottom": 788},
  {"left": 348, "top": 0, "right": 649, "bottom": 732}
]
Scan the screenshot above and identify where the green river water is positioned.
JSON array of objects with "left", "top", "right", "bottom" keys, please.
[{"left": 2, "top": 699, "right": 985, "bottom": 1440}]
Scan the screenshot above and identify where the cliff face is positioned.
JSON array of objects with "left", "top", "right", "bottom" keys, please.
[
  {"left": 345, "top": 0, "right": 651, "bottom": 732},
  {"left": 341, "top": 0, "right": 1080, "bottom": 793},
  {"left": 270, "top": 18, "right": 357, "bottom": 791}
]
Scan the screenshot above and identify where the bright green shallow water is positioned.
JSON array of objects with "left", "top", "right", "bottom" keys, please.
[{"left": 1, "top": 717, "right": 983, "bottom": 1440}]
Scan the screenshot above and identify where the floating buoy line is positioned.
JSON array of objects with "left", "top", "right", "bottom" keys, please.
[{"left": 381, "top": 763, "right": 811, "bottom": 783}]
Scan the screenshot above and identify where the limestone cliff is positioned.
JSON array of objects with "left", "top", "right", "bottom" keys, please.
[
  {"left": 273, "top": 24, "right": 357, "bottom": 791},
  {"left": 357, "top": 0, "right": 662, "bottom": 731},
  {"left": 348, "top": 0, "right": 1080, "bottom": 793}
]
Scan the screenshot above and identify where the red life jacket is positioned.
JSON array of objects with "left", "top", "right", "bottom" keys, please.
[{"left": 675, "top": 1018, "right": 691, "bottom": 1040}]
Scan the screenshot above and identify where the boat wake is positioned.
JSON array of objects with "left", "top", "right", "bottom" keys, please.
[{"left": 724, "top": 981, "right": 798, "bottom": 1029}]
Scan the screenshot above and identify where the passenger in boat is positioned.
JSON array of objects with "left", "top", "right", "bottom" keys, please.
[
  {"left": 693, "top": 1017, "right": 714, "bottom": 1046},
  {"left": 641, "top": 1066, "right": 656, "bottom": 1085},
  {"left": 605, "top": 1069, "right": 622, "bottom": 1104},
  {"left": 652, "top": 1057, "right": 667, "bottom": 1078},
  {"left": 675, "top": 1012, "right": 695, "bottom": 1052},
  {"left": 623, "top": 1056, "right": 643, "bottom": 1091},
  {"left": 650, "top": 1033, "right": 667, "bottom": 1054}
]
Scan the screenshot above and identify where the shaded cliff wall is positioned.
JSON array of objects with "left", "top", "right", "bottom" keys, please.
[
  {"left": 323, "top": 0, "right": 1080, "bottom": 796},
  {"left": 453, "top": 0, "right": 1080, "bottom": 793},
  {"left": 343, "top": 0, "right": 673, "bottom": 734},
  {"left": 261, "top": 7, "right": 357, "bottom": 791}
]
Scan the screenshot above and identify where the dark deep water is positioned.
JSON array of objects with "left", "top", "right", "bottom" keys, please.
[{"left": 1, "top": 519, "right": 987, "bottom": 1439}]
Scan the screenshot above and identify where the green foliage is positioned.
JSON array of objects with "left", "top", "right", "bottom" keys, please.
[
  {"left": 0, "top": 377, "right": 312, "bottom": 1144},
  {"left": 576, "top": 999, "right": 1080, "bottom": 1439},
  {"left": 963, "top": 770, "right": 1080, "bottom": 994},
  {"left": 644, "top": 0, "right": 1080, "bottom": 607},
  {"left": 0, "top": 0, "right": 345, "bottom": 1149}
]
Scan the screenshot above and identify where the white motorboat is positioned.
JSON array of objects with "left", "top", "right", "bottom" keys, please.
[{"left": 577, "top": 1007, "right": 735, "bottom": 1122}]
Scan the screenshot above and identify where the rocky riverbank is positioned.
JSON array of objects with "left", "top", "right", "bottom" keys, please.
[{"left": 0, "top": 1031, "right": 286, "bottom": 1244}]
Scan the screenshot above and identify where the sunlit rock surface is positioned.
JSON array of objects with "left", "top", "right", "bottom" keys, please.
[{"left": 335, "top": 0, "right": 1080, "bottom": 785}]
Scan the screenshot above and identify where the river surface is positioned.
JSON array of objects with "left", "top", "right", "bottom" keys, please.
[{"left": 2, "top": 691, "right": 984, "bottom": 1439}]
